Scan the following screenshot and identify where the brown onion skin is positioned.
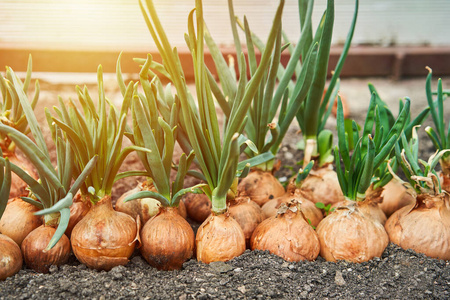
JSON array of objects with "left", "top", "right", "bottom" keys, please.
[
  {"left": 251, "top": 202, "right": 320, "bottom": 262},
  {"left": 237, "top": 170, "right": 285, "bottom": 206},
  {"left": 71, "top": 195, "right": 138, "bottom": 271},
  {"left": 140, "top": 207, "right": 194, "bottom": 270},
  {"left": 0, "top": 233, "right": 22, "bottom": 280},
  {"left": 21, "top": 225, "right": 71, "bottom": 273},
  {"left": 316, "top": 204, "right": 389, "bottom": 263},
  {"left": 115, "top": 182, "right": 160, "bottom": 224},
  {"left": 65, "top": 195, "right": 91, "bottom": 238},
  {"left": 196, "top": 212, "right": 246, "bottom": 263},
  {"left": 0, "top": 198, "right": 42, "bottom": 247},
  {"left": 261, "top": 190, "right": 323, "bottom": 227},
  {"left": 183, "top": 193, "right": 211, "bottom": 223},
  {"left": 299, "top": 166, "right": 345, "bottom": 207},
  {"left": 228, "top": 196, "right": 265, "bottom": 247},
  {"left": 379, "top": 179, "right": 415, "bottom": 218},
  {"left": 385, "top": 193, "right": 450, "bottom": 260},
  {"left": 332, "top": 198, "right": 387, "bottom": 225},
  {"left": 440, "top": 172, "right": 450, "bottom": 193}
]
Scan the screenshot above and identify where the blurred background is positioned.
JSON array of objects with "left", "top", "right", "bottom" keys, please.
[{"left": 1, "top": 0, "right": 450, "bottom": 79}]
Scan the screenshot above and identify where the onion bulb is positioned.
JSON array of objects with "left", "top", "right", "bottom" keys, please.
[
  {"left": 251, "top": 201, "right": 320, "bottom": 262},
  {"left": 440, "top": 172, "right": 450, "bottom": 193},
  {"left": 183, "top": 193, "right": 211, "bottom": 223},
  {"left": 385, "top": 192, "right": 450, "bottom": 260},
  {"left": 140, "top": 207, "right": 194, "bottom": 270},
  {"left": 299, "top": 165, "right": 344, "bottom": 206},
  {"left": 115, "top": 181, "right": 161, "bottom": 224},
  {"left": 0, "top": 233, "right": 22, "bottom": 280},
  {"left": 196, "top": 212, "right": 245, "bottom": 263},
  {"left": 261, "top": 189, "right": 323, "bottom": 227},
  {"left": 316, "top": 203, "right": 389, "bottom": 262},
  {"left": 71, "top": 195, "right": 138, "bottom": 271},
  {"left": 237, "top": 170, "right": 285, "bottom": 206},
  {"left": 0, "top": 197, "right": 42, "bottom": 246},
  {"left": 228, "top": 196, "right": 265, "bottom": 247},
  {"left": 379, "top": 179, "right": 415, "bottom": 217},
  {"left": 21, "top": 225, "right": 71, "bottom": 273},
  {"left": 65, "top": 195, "right": 91, "bottom": 238}
]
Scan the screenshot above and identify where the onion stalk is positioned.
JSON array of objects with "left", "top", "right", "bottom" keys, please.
[
  {"left": 316, "top": 96, "right": 409, "bottom": 262},
  {"left": 385, "top": 126, "right": 450, "bottom": 259},
  {"left": 0, "top": 97, "right": 97, "bottom": 272},
  {"left": 121, "top": 56, "right": 206, "bottom": 269},
  {"left": 139, "top": 0, "right": 283, "bottom": 262},
  {"left": 49, "top": 63, "right": 149, "bottom": 270}
]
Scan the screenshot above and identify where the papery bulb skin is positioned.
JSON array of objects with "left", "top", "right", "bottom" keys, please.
[
  {"left": 196, "top": 212, "right": 245, "bottom": 263},
  {"left": 115, "top": 182, "right": 161, "bottom": 224},
  {"left": 385, "top": 193, "right": 450, "bottom": 260},
  {"left": 65, "top": 195, "right": 91, "bottom": 238},
  {"left": 0, "top": 233, "right": 22, "bottom": 280},
  {"left": 379, "top": 179, "right": 415, "bottom": 217},
  {"left": 71, "top": 195, "right": 138, "bottom": 271},
  {"left": 262, "top": 189, "right": 323, "bottom": 227},
  {"left": 316, "top": 203, "right": 389, "bottom": 263},
  {"left": 21, "top": 225, "right": 71, "bottom": 273},
  {"left": 183, "top": 193, "right": 211, "bottom": 223},
  {"left": 299, "top": 166, "right": 344, "bottom": 206},
  {"left": 251, "top": 201, "right": 320, "bottom": 262},
  {"left": 439, "top": 171, "right": 450, "bottom": 193},
  {"left": 237, "top": 170, "right": 285, "bottom": 206},
  {"left": 140, "top": 207, "right": 194, "bottom": 270},
  {"left": 332, "top": 196, "right": 387, "bottom": 225},
  {"left": 228, "top": 196, "right": 265, "bottom": 247},
  {"left": 0, "top": 198, "right": 42, "bottom": 246}
]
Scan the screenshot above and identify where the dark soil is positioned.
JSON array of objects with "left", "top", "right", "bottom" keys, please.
[
  {"left": 1, "top": 76, "right": 450, "bottom": 299},
  {"left": 1, "top": 244, "right": 449, "bottom": 299}
]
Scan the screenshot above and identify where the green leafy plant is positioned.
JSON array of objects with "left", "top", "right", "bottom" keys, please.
[
  {"left": 295, "top": 0, "right": 359, "bottom": 168},
  {"left": 0, "top": 55, "right": 39, "bottom": 154},
  {"left": 334, "top": 94, "right": 410, "bottom": 201},
  {"left": 424, "top": 67, "right": 450, "bottom": 178}
]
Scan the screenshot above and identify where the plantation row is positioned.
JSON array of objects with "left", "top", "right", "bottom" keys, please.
[{"left": 1, "top": 0, "right": 449, "bottom": 281}]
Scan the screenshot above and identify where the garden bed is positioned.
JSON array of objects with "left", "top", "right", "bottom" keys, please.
[{"left": 1, "top": 75, "right": 449, "bottom": 299}]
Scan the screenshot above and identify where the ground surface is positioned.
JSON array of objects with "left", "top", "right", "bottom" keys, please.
[{"left": 1, "top": 74, "right": 450, "bottom": 299}]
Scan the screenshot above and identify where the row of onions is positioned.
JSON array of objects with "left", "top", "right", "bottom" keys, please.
[{"left": 1, "top": 0, "right": 450, "bottom": 281}]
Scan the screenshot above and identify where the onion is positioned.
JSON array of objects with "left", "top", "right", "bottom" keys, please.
[
  {"left": 21, "top": 225, "right": 71, "bottom": 273},
  {"left": 65, "top": 195, "right": 91, "bottom": 238},
  {"left": 439, "top": 172, "right": 450, "bottom": 193},
  {"left": 0, "top": 233, "right": 22, "bottom": 280},
  {"left": 299, "top": 165, "right": 344, "bottom": 206},
  {"left": 385, "top": 192, "right": 450, "bottom": 260},
  {"left": 140, "top": 207, "right": 194, "bottom": 270},
  {"left": 196, "top": 212, "right": 245, "bottom": 263},
  {"left": 183, "top": 193, "right": 211, "bottom": 223},
  {"left": 71, "top": 195, "right": 138, "bottom": 271},
  {"left": 0, "top": 197, "right": 42, "bottom": 246},
  {"left": 379, "top": 179, "right": 415, "bottom": 217},
  {"left": 115, "top": 181, "right": 161, "bottom": 224},
  {"left": 228, "top": 196, "right": 265, "bottom": 247},
  {"left": 316, "top": 203, "right": 389, "bottom": 262},
  {"left": 237, "top": 170, "right": 285, "bottom": 206},
  {"left": 251, "top": 201, "right": 320, "bottom": 261},
  {"left": 261, "top": 189, "right": 323, "bottom": 227}
]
